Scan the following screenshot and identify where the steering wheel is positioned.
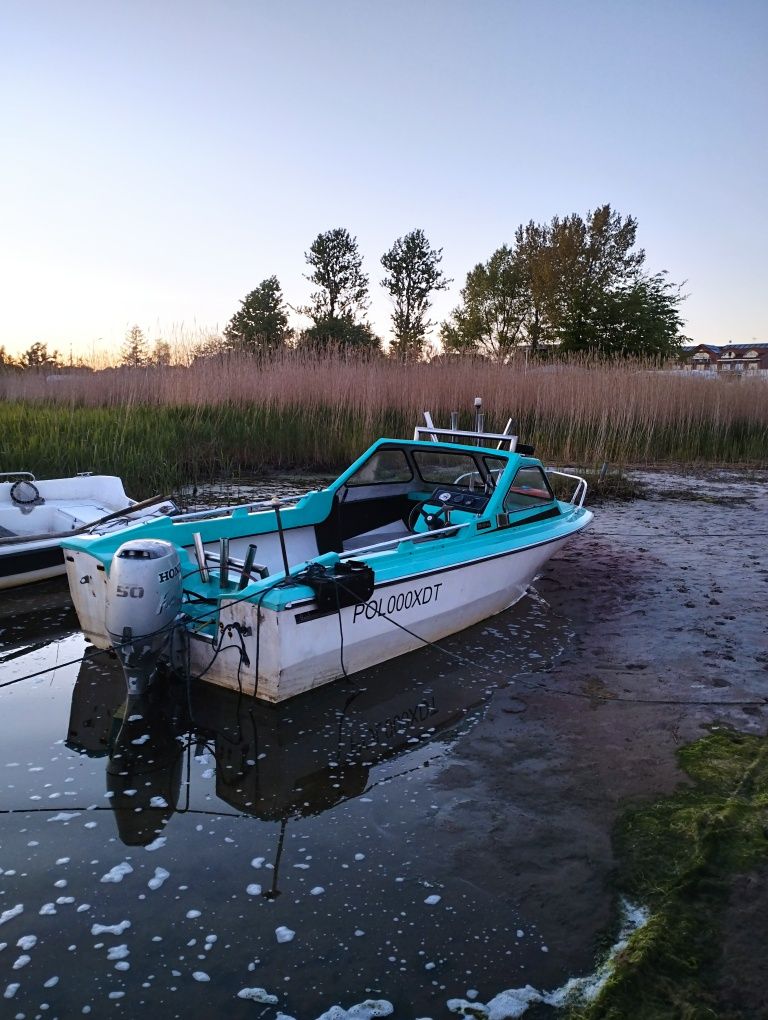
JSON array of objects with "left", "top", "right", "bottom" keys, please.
[{"left": 407, "top": 498, "right": 450, "bottom": 534}]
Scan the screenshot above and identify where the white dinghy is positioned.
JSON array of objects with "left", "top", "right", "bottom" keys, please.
[{"left": 0, "top": 472, "right": 175, "bottom": 590}]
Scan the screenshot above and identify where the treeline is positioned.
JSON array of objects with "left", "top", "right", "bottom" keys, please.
[{"left": 3, "top": 204, "right": 687, "bottom": 370}]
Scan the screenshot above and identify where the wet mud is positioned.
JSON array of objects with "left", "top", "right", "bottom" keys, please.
[{"left": 0, "top": 470, "right": 766, "bottom": 1018}]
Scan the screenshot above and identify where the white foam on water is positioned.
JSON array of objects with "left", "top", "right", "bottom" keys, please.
[
  {"left": 55, "top": 857, "right": 70, "bottom": 865},
  {"left": 250, "top": 857, "right": 265, "bottom": 869},
  {"left": 246, "top": 884, "right": 262, "bottom": 896},
  {"left": 47, "top": 812, "right": 80, "bottom": 823},
  {"left": 237, "top": 987, "right": 278, "bottom": 1003},
  {"left": 310, "top": 887, "right": 325, "bottom": 896},
  {"left": 43, "top": 976, "right": 59, "bottom": 988},
  {"left": 16, "top": 936, "right": 37, "bottom": 951},
  {"left": 145, "top": 837, "right": 167, "bottom": 852},
  {"left": 148, "top": 868, "right": 170, "bottom": 891},
  {"left": 186, "top": 910, "right": 201, "bottom": 919},
  {"left": 106, "top": 946, "right": 129, "bottom": 961},
  {"left": 315, "top": 999, "right": 394, "bottom": 1020},
  {"left": 39, "top": 903, "right": 56, "bottom": 916},
  {"left": 4, "top": 983, "right": 20, "bottom": 999},
  {"left": 274, "top": 926, "right": 295, "bottom": 944},
  {"left": 424, "top": 895, "right": 441, "bottom": 906},
  {"left": 0, "top": 906, "right": 23, "bottom": 927},
  {"left": 12, "top": 955, "right": 30, "bottom": 970},
  {"left": 446, "top": 900, "right": 651, "bottom": 1018},
  {"left": 91, "top": 922, "right": 131, "bottom": 936},
  {"left": 192, "top": 971, "right": 210, "bottom": 982},
  {"left": 149, "top": 797, "right": 168, "bottom": 809},
  {"left": 100, "top": 863, "right": 133, "bottom": 884}
]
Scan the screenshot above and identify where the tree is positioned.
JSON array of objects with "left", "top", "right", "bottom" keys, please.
[
  {"left": 151, "top": 339, "right": 173, "bottom": 366},
  {"left": 297, "top": 317, "right": 381, "bottom": 353},
  {"left": 301, "top": 228, "right": 379, "bottom": 351},
  {"left": 513, "top": 220, "right": 553, "bottom": 354},
  {"left": 547, "top": 204, "right": 645, "bottom": 351},
  {"left": 380, "top": 229, "right": 450, "bottom": 363},
  {"left": 20, "top": 342, "right": 61, "bottom": 370},
  {"left": 442, "top": 204, "right": 686, "bottom": 359},
  {"left": 0, "top": 346, "right": 19, "bottom": 371},
  {"left": 223, "top": 276, "right": 291, "bottom": 353},
  {"left": 120, "top": 326, "right": 149, "bottom": 367},
  {"left": 441, "top": 246, "right": 530, "bottom": 361},
  {"left": 579, "top": 273, "right": 686, "bottom": 358},
  {"left": 304, "top": 228, "right": 369, "bottom": 322}
]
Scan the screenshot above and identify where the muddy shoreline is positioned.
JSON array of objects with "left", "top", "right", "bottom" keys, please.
[{"left": 429, "top": 469, "right": 768, "bottom": 1014}]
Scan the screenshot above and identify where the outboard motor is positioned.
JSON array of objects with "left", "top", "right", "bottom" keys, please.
[{"left": 105, "top": 539, "right": 183, "bottom": 696}]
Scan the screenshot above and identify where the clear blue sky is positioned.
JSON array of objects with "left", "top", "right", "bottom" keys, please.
[{"left": 1, "top": 0, "right": 766, "bottom": 357}]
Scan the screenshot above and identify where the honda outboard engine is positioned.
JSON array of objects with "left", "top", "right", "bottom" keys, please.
[{"left": 105, "top": 539, "right": 183, "bottom": 696}]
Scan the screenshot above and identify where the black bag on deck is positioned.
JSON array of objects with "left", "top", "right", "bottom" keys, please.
[{"left": 297, "top": 560, "right": 375, "bottom": 611}]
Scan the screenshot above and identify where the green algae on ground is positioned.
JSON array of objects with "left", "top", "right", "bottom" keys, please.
[{"left": 569, "top": 729, "right": 768, "bottom": 1020}]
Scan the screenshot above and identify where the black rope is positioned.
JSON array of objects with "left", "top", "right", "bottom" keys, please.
[{"left": 0, "top": 643, "right": 113, "bottom": 689}]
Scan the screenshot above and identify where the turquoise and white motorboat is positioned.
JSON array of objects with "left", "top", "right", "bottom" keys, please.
[{"left": 63, "top": 405, "right": 592, "bottom": 703}]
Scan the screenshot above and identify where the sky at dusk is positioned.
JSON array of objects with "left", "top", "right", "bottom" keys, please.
[{"left": 1, "top": 0, "right": 766, "bottom": 358}]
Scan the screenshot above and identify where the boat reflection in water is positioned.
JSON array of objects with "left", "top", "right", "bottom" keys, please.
[{"left": 66, "top": 648, "right": 493, "bottom": 872}]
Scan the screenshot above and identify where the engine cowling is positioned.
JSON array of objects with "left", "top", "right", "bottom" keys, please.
[{"left": 105, "top": 539, "right": 183, "bottom": 695}]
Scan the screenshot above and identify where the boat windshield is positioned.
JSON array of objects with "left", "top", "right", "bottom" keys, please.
[
  {"left": 412, "top": 450, "right": 506, "bottom": 489},
  {"left": 345, "top": 446, "right": 507, "bottom": 491}
]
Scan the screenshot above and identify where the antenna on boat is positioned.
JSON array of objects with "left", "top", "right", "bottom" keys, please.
[{"left": 271, "top": 498, "right": 291, "bottom": 577}]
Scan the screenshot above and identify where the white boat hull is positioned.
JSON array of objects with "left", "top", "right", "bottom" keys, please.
[
  {"left": 189, "top": 535, "right": 569, "bottom": 703},
  {"left": 1, "top": 474, "right": 173, "bottom": 591},
  {"left": 0, "top": 538, "right": 68, "bottom": 590}
]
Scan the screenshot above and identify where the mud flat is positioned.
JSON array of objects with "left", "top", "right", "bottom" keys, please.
[
  {"left": 0, "top": 470, "right": 765, "bottom": 1018},
  {"left": 430, "top": 467, "right": 768, "bottom": 1017}
]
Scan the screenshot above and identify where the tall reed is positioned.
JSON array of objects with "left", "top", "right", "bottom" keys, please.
[{"left": 1, "top": 351, "right": 765, "bottom": 496}]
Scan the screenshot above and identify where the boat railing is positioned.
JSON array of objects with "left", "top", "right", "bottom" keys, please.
[
  {"left": 175, "top": 494, "right": 306, "bottom": 524},
  {"left": 338, "top": 521, "right": 474, "bottom": 561},
  {"left": 545, "top": 469, "right": 588, "bottom": 509},
  {"left": 415, "top": 407, "right": 518, "bottom": 449},
  {"left": 413, "top": 425, "right": 518, "bottom": 449},
  {"left": 0, "top": 472, "right": 36, "bottom": 482}
]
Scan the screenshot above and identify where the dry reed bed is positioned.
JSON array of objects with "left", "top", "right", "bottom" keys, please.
[{"left": 1, "top": 353, "right": 765, "bottom": 496}]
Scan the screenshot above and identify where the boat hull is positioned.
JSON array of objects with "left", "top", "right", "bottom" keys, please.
[
  {"left": 0, "top": 541, "right": 67, "bottom": 590},
  {"left": 188, "top": 534, "right": 571, "bottom": 703}
]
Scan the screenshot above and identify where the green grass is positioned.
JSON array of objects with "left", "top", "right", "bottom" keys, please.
[
  {"left": 1, "top": 399, "right": 765, "bottom": 498},
  {"left": 2, "top": 352, "right": 766, "bottom": 495},
  {"left": 569, "top": 729, "right": 768, "bottom": 1019}
]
